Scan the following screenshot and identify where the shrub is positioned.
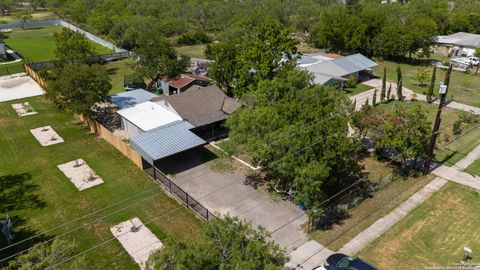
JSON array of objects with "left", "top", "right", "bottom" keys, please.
[
  {"left": 459, "top": 111, "right": 479, "bottom": 124},
  {"left": 453, "top": 120, "right": 462, "bottom": 136},
  {"left": 344, "top": 75, "right": 357, "bottom": 88}
]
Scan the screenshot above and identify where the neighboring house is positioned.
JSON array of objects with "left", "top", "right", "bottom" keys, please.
[
  {"left": 436, "top": 32, "right": 480, "bottom": 57},
  {"left": 159, "top": 74, "right": 210, "bottom": 96},
  {"left": 301, "top": 53, "right": 377, "bottom": 87},
  {"left": 109, "top": 89, "right": 158, "bottom": 109},
  {"left": 116, "top": 101, "right": 182, "bottom": 137},
  {"left": 154, "top": 85, "right": 242, "bottom": 141}
]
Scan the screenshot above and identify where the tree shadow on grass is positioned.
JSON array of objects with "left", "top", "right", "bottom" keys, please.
[
  {"left": 0, "top": 215, "right": 51, "bottom": 267},
  {"left": 0, "top": 173, "right": 46, "bottom": 211}
]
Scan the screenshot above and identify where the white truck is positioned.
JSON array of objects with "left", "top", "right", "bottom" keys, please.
[{"left": 451, "top": 56, "right": 479, "bottom": 67}]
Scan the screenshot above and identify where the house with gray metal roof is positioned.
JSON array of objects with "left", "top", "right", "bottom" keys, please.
[
  {"left": 302, "top": 53, "right": 377, "bottom": 86},
  {"left": 435, "top": 32, "right": 480, "bottom": 57}
]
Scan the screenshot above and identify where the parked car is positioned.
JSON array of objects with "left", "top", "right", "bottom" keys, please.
[{"left": 323, "top": 253, "right": 377, "bottom": 270}]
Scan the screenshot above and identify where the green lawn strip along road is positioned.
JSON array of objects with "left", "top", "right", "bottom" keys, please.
[
  {"left": 374, "top": 60, "right": 480, "bottom": 108},
  {"left": 0, "top": 96, "right": 201, "bottom": 269},
  {"left": 358, "top": 182, "right": 480, "bottom": 270},
  {"left": 309, "top": 174, "right": 434, "bottom": 251},
  {"left": 434, "top": 124, "right": 480, "bottom": 167},
  {"left": 464, "top": 158, "right": 480, "bottom": 176}
]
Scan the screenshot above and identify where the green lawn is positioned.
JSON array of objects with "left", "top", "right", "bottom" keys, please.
[
  {"left": 434, "top": 125, "right": 480, "bottom": 166},
  {"left": 374, "top": 60, "right": 480, "bottom": 108},
  {"left": 309, "top": 174, "right": 434, "bottom": 251},
  {"left": 465, "top": 158, "right": 480, "bottom": 176},
  {"left": 0, "top": 96, "right": 201, "bottom": 268},
  {"left": 358, "top": 182, "right": 480, "bottom": 270},
  {"left": 344, "top": 83, "right": 373, "bottom": 96},
  {"left": 103, "top": 60, "right": 135, "bottom": 94},
  {"left": 175, "top": 44, "right": 207, "bottom": 59},
  {"left": 2, "top": 26, "right": 112, "bottom": 63},
  {"left": 0, "top": 12, "right": 59, "bottom": 24}
]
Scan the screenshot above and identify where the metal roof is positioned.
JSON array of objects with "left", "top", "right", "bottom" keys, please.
[
  {"left": 303, "top": 53, "right": 377, "bottom": 84},
  {"left": 129, "top": 120, "right": 206, "bottom": 164},
  {"left": 436, "top": 32, "right": 480, "bottom": 48},
  {"left": 109, "top": 89, "right": 158, "bottom": 109},
  {"left": 117, "top": 101, "right": 182, "bottom": 132}
]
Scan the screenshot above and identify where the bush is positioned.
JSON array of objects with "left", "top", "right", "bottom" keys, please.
[
  {"left": 453, "top": 120, "right": 462, "bottom": 136},
  {"left": 344, "top": 75, "right": 357, "bottom": 88},
  {"left": 177, "top": 31, "right": 212, "bottom": 45},
  {"left": 459, "top": 111, "right": 479, "bottom": 124}
]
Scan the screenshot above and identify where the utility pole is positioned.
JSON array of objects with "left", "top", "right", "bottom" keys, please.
[{"left": 424, "top": 64, "right": 453, "bottom": 174}]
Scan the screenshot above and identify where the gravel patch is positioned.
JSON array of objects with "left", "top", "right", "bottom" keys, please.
[
  {"left": 57, "top": 159, "right": 104, "bottom": 191},
  {"left": 30, "top": 126, "right": 64, "bottom": 146},
  {"left": 110, "top": 217, "right": 163, "bottom": 269},
  {"left": 12, "top": 102, "right": 37, "bottom": 117}
]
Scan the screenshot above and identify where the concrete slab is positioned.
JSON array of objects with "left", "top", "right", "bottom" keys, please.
[
  {"left": 454, "top": 144, "right": 480, "bottom": 170},
  {"left": 287, "top": 240, "right": 333, "bottom": 269},
  {"left": 57, "top": 159, "right": 104, "bottom": 191},
  {"left": 12, "top": 102, "right": 37, "bottom": 116},
  {"left": 433, "top": 165, "right": 480, "bottom": 191},
  {"left": 30, "top": 126, "right": 64, "bottom": 146},
  {"left": 0, "top": 74, "right": 44, "bottom": 102},
  {"left": 110, "top": 217, "right": 163, "bottom": 269}
]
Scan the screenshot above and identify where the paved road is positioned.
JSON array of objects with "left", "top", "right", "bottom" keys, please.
[
  {"left": 338, "top": 177, "right": 447, "bottom": 255},
  {"left": 354, "top": 79, "right": 480, "bottom": 115}
]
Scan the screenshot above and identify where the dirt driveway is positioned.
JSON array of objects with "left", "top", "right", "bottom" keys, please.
[{"left": 156, "top": 146, "right": 308, "bottom": 250}]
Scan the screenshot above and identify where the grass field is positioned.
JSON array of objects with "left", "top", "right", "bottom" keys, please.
[
  {"left": 0, "top": 12, "right": 59, "bottom": 24},
  {"left": 374, "top": 60, "right": 480, "bottom": 108},
  {"left": 464, "top": 158, "right": 480, "bottom": 176},
  {"left": 358, "top": 182, "right": 480, "bottom": 270},
  {"left": 103, "top": 60, "right": 135, "bottom": 94},
  {"left": 0, "top": 96, "right": 202, "bottom": 268},
  {"left": 175, "top": 44, "right": 207, "bottom": 59},
  {"left": 2, "top": 26, "right": 112, "bottom": 63},
  {"left": 309, "top": 174, "right": 434, "bottom": 251},
  {"left": 434, "top": 125, "right": 480, "bottom": 166}
]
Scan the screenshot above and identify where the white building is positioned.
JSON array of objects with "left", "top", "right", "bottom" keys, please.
[{"left": 436, "top": 32, "right": 480, "bottom": 57}]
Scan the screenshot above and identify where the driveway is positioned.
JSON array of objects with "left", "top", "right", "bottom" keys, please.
[{"left": 156, "top": 146, "right": 309, "bottom": 250}]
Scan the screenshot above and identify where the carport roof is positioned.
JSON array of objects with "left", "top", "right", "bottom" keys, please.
[{"left": 129, "top": 120, "right": 206, "bottom": 164}]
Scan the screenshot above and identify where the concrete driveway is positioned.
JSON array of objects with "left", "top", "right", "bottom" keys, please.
[{"left": 156, "top": 146, "right": 308, "bottom": 250}]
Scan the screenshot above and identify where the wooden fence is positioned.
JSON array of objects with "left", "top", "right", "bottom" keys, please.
[
  {"left": 24, "top": 64, "right": 47, "bottom": 88},
  {"left": 79, "top": 114, "right": 143, "bottom": 169}
]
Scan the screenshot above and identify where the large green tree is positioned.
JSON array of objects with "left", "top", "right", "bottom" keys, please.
[
  {"left": 132, "top": 30, "right": 189, "bottom": 90},
  {"left": 226, "top": 65, "right": 362, "bottom": 209},
  {"left": 46, "top": 64, "right": 111, "bottom": 115},
  {"left": 54, "top": 28, "right": 95, "bottom": 64},
  {"left": 208, "top": 18, "right": 297, "bottom": 96},
  {"left": 146, "top": 216, "right": 287, "bottom": 270}
]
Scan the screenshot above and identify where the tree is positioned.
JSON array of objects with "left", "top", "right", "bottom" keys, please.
[
  {"left": 46, "top": 64, "right": 111, "bottom": 116},
  {"left": 396, "top": 66, "right": 403, "bottom": 101},
  {"left": 226, "top": 65, "right": 362, "bottom": 209},
  {"left": 372, "top": 88, "right": 377, "bottom": 106},
  {"left": 54, "top": 28, "right": 95, "bottom": 64},
  {"left": 414, "top": 69, "right": 430, "bottom": 87},
  {"left": 14, "top": 11, "right": 33, "bottom": 30},
  {"left": 133, "top": 30, "right": 189, "bottom": 90},
  {"left": 376, "top": 103, "right": 431, "bottom": 169},
  {"left": 205, "top": 41, "right": 238, "bottom": 94},
  {"left": 146, "top": 216, "right": 287, "bottom": 270},
  {"left": 380, "top": 67, "right": 386, "bottom": 102},
  {"left": 6, "top": 239, "right": 88, "bottom": 270},
  {"left": 387, "top": 83, "right": 392, "bottom": 100},
  {"left": 427, "top": 66, "right": 436, "bottom": 103}
]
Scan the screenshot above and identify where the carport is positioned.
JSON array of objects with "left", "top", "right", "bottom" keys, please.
[{"left": 129, "top": 120, "right": 206, "bottom": 169}]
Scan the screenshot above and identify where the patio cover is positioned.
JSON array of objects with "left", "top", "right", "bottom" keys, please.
[{"left": 129, "top": 120, "right": 206, "bottom": 164}]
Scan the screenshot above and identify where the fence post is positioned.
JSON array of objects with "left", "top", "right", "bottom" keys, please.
[
  {"left": 378, "top": 174, "right": 383, "bottom": 190},
  {"left": 153, "top": 167, "right": 156, "bottom": 179},
  {"left": 206, "top": 210, "right": 209, "bottom": 221},
  {"left": 186, "top": 194, "right": 189, "bottom": 206},
  {"left": 169, "top": 179, "right": 172, "bottom": 192}
]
